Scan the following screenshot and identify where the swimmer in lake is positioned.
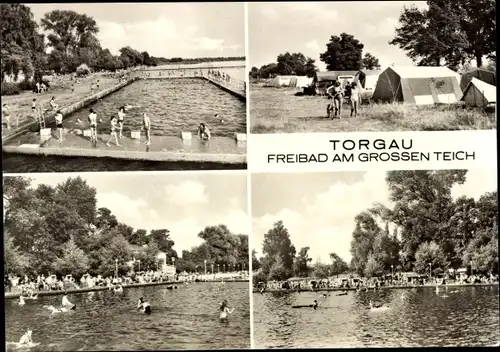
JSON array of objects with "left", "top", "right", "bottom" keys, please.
[
  {"left": 312, "top": 300, "right": 318, "bottom": 310},
  {"left": 215, "top": 113, "right": 223, "bottom": 123},
  {"left": 62, "top": 292, "right": 75, "bottom": 310},
  {"left": 19, "top": 329, "right": 33, "bottom": 346},
  {"left": 137, "top": 297, "right": 151, "bottom": 314},
  {"left": 197, "top": 123, "right": 211, "bottom": 140},
  {"left": 219, "top": 300, "right": 234, "bottom": 320}
]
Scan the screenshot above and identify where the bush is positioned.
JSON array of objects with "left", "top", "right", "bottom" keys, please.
[
  {"left": 1, "top": 82, "right": 21, "bottom": 96},
  {"left": 76, "top": 63, "right": 91, "bottom": 77}
]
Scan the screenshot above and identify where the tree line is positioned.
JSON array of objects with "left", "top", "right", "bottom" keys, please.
[
  {"left": 252, "top": 221, "right": 349, "bottom": 283},
  {"left": 351, "top": 170, "right": 498, "bottom": 278},
  {"left": 154, "top": 56, "right": 245, "bottom": 65},
  {"left": 3, "top": 176, "right": 248, "bottom": 279},
  {"left": 249, "top": 0, "right": 495, "bottom": 80}
]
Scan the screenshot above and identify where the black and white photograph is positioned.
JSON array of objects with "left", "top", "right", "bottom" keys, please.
[
  {"left": 251, "top": 170, "right": 499, "bottom": 348},
  {"left": 4, "top": 172, "right": 251, "bottom": 350},
  {"left": 1, "top": 3, "right": 246, "bottom": 172},
  {"left": 248, "top": 1, "right": 496, "bottom": 134}
]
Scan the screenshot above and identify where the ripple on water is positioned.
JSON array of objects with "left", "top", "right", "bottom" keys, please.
[
  {"left": 253, "top": 286, "right": 500, "bottom": 348},
  {"left": 5, "top": 282, "right": 250, "bottom": 351}
]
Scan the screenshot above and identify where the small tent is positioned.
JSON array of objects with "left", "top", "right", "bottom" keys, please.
[
  {"left": 270, "top": 75, "right": 298, "bottom": 87},
  {"left": 296, "top": 76, "right": 313, "bottom": 88},
  {"left": 354, "top": 69, "right": 382, "bottom": 100},
  {"left": 372, "top": 66, "right": 462, "bottom": 105},
  {"left": 461, "top": 77, "right": 496, "bottom": 106},
  {"left": 460, "top": 68, "right": 496, "bottom": 91}
]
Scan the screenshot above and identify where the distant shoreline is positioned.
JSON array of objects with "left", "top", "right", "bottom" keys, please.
[
  {"left": 4, "top": 279, "right": 250, "bottom": 299},
  {"left": 252, "top": 282, "right": 499, "bottom": 293}
]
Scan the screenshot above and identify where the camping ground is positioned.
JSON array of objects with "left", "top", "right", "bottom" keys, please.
[{"left": 250, "top": 83, "right": 495, "bottom": 134}]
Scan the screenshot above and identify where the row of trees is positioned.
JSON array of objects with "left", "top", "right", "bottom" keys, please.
[
  {"left": 252, "top": 221, "right": 349, "bottom": 283},
  {"left": 1, "top": 5, "right": 159, "bottom": 82},
  {"left": 350, "top": 170, "right": 498, "bottom": 278},
  {"left": 3, "top": 176, "right": 248, "bottom": 279},
  {"left": 154, "top": 56, "right": 245, "bottom": 65}
]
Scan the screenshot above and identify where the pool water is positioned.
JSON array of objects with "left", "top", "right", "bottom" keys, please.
[
  {"left": 58, "top": 78, "right": 246, "bottom": 138},
  {"left": 5, "top": 282, "right": 250, "bottom": 351}
]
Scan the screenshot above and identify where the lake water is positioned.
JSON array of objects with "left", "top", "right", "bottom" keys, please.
[
  {"left": 5, "top": 282, "right": 250, "bottom": 351},
  {"left": 253, "top": 285, "right": 499, "bottom": 348},
  {"left": 58, "top": 79, "right": 246, "bottom": 138}
]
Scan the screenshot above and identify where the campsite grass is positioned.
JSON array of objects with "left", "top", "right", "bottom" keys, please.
[{"left": 250, "top": 84, "right": 496, "bottom": 133}]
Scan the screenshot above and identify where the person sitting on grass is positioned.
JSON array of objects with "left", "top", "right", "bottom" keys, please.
[{"left": 197, "top": 123, "right": 211, "bottom": 140}]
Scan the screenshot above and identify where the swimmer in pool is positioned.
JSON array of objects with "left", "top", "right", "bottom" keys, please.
[
  {"left": 142, "top": 113, "right": 151, "bottom": 145},
  {"left": 219, "top": 300, "right": 234, "bottom": 320},
  {"left": 137, "top": 297, "right": 151, "bottom": 314},
  {"left": 197, "top": 123, "right": 211, "bottom": 140},
  {"left": 19, "top": 329, "right": 33, "bottom": 346}
]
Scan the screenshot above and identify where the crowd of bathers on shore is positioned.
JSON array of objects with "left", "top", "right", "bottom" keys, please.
[{"left": 255, "top": 272, "right": 499, "bottom": 292}]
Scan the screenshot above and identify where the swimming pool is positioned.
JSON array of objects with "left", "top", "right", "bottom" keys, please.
[{"left": 57, "top": 78, "right": 246, "bottom": 138}]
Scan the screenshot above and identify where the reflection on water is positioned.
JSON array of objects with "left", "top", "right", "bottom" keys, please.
[
  {"left": 59, "top": 79, "right": 246, "bottom": 138},
  {"left": 5, "top": 282, "right": 250, "bottom": 351},
  {"left": 253, "top": 286, "right": 499, "bottom": 348}
]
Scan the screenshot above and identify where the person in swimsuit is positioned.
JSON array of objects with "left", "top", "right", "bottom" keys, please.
[
  {"left": 326, "top": 81, "right": 343, "bottom": 118},
  {"left": 106, "top": 116, "right": 121, "bottom": 147},
  {"left": 219, "top": 300, "right": 234, "bottom": 320},
  {"left": 49, "top": 97, "right": 59, "bottom": 111},
  {"left": 54, "top": 110, "right": 63, "bottom": 143},
  {"left": 88, "top": 108, "right": 98, "bottom": 144},
  {"left": 31, "top": 99, "right": 38, "bottom": 119},
  {"left": 117, "top": 106, "right": 125, "bottom": 139},
  {"left": 19, "top": 329, "right": 33, "bottom": 346},
  {"left": 312, "top": 299, "right": 318, "bottom": 310},
  {"left": 350, "top": 82, "right": 360, "bottom": 117},
  {"left": 197, "top": 123, "right": 211, "bottom": 140},
  {"left": 142, "top": 113, "right": 151, "bottom": 145},
  {"left": 137, "top": 297, "right": 151, "bottom": 314},
  {"left": 2, "top": 103, "right": 11, "bottom": 130}
]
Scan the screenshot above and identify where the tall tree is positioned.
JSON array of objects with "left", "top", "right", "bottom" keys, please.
[
  {"left": 320, "top": 33, "right": 364, "bottom": 70},
  {"left": 261, "top": 221, "right": 296, "bottom": 279},
  {"left": 149, "top": 229, "right": 177, "bottom": 259},
  {"left": 361, "top": 53, "right": 381, "bottom": 70},
  {"left": 276, "top": 52, "right": 317, "bottom": 76},
  {"left": 350, "top": 212, "right": 381, "bottom": 275},
  {"left": 414, "top": 241, "right": 447, "bottom": 274},
  {"left": 329, "top": 252, "right": 349, "bottom": 275},
  {"left": 293, "top": 247, "right": 312, "bottom": 277}
]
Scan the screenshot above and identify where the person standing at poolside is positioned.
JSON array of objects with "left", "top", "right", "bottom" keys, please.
[
  {"left": 54, "top": 110, "right": 64, "bottom": 143},
  {"left": 49, "top": 96, "right": 59, "bottom": 111},
  {"left": 31, "top": 99, "right": 38, "bottom": 120},
  {"left": 350, "top": 82, "right": 360, "bottom": 117},
  {"left": 117, "top": 106, "right": 126, "bottom": 139},
  {"left": 142, "top": 112, "right": 151, "bottom": 145},
  {"left": 106, "top": 116, "right": 121, "bottom": 147},
  {"left": 88, "top": 108, "right": 98, "bottom": 145},
  {"left": 2, "top": 103, "right": 11, "bottom": 130},
  {"left": 197, "top": 123, "right": 211, "bottom": 140}
]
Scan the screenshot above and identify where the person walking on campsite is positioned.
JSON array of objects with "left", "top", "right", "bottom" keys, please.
[
  {"left": 326, "top": 81, "right": 343, "bottom": 119},
  {"left": 350, "top": 82, "right": 360, "bottom": 118}
]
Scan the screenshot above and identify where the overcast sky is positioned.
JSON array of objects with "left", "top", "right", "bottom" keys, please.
[
  {"left": 251, "top": 169, "right": 497, "bottom": 264},
  {"left": 24, "top": 172, "right": 248, "bottom": 256},
  {"left": 248, "top": 1, "right": 428, "bottom": 70},
  {"left": 28, "top": 3, "right": 245, "bottom": 58}
]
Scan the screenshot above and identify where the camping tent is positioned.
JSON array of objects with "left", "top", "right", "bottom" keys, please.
[
  {"left": 313, "top": 71, "right": 357, "bottom": 95},
  {"left": 296, "top": 76, "right": 313, "bottom": 88},
  {"left": 460, "top": 68, "right": 496, "bottom": 91},
  {"left": 461, "top": 77, "right": 496, "bottom": 106},
  {"left": 372, "top": 66, "right": 462, "bottom": 105},
  {"left": 270, "top": 75, "right": 298, "bottom": 87}
]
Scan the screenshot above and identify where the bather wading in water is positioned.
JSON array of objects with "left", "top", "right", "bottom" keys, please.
[
  {"left": 197, "top": 123, "right": 211, "bottom": 140},
  {"left": 219, "top": 300, "right": 234, "bottom": 321},
  {"left": 138, "top": 297, "right": 152, "bottom": 314}
]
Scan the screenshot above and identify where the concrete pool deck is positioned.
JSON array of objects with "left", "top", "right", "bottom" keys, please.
[
  {"left": 3, "top": 130, "right": 246, "bottom": 164},
  {"left": 4, "top": 279, "right": 250, "bottom": 299}
]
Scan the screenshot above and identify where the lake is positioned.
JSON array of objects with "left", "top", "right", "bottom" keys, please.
[
  {"left": 59, "top": 78, "right": 246, "bottom": 138},
  {"left": 5, "top": 282, "right": 250, "bottom": 351},
  {"left": 253, "top": 285, "right": 499, "bottom": 348}
]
